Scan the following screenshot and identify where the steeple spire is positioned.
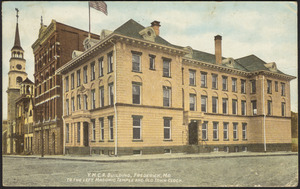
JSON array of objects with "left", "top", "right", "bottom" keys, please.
[{"left": 12, "top": 8, "right": 23, "bottom": 51}]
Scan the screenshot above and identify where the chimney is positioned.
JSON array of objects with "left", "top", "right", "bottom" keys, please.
[
  {"left": 151, "top": 21, "right": 161, "bottom": 36},
  {"left": 214, "top": 35, "right": 222, "bottom": 64}
]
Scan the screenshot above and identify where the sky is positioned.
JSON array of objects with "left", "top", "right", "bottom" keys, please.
[{"left": 2, "top": 1, "right": 298, "bottom": 120}]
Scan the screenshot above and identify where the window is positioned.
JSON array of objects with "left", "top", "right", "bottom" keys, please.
[
  {"left": 107, "top": 52, "right": 113, "bottom": 73},
  {"left": 132, "top": 82, "right": 141, "bottom": 104},
  {"left": 163, "top": 86, "right": 171, "bottom": 107},
  {"left": 233, "top": 123, "right": 238, "bottom": 140},
  {"left": 281, "top": 102, "right": 285, "bottom": 116},
  {"left": 163, "top": 58, "right": 171, "bottom": 77},
  {"left": 189, "top": 70, "right": 196, "bottom": 86},
  {"left": 77, "top": 122, "right": 80, "bottom": 142},
  {"left": 213, "top": 122, "right": 219, "bottom": 140},
  {"left": 149, "top": 55, "right": 155, "bottom": 70},
  {"left": 241, "top": 79, "right": 246, "bottom": 93},
  {"left": 224, "top": 146, "right": 229, "bottom": 152},
  {"left": 267, "top": 100, "right": 272, "bottom": 115},
  {"left": 251, "top": 80, "right": 256, "bottom": 93},
  {"left": 275, "top": 81, "right": 278, "bottom": 92},
  {"left": 202, "top": 122, "right": 208, "bottom": 140},
  {"left": 91, "top": 89, "right": 96, "bottom": 109},
  {"left": 222, "top": 76, "right": 227, "bottom": 90},
  {"left": 232, "top": 78, "right": 237, "bottom": 92},
  {"left": 164, "top": 117, "right": 172, "bottom": 140},
  {"left": 109, "top": 83, "right": 114, "bottom": 105},
  {"left": 98, "top": 57, "right": 103, "bottom": 77},
  {"left": 77, "top": 95, "right": 81, "bottom": 110},
  {"left": 132, "top": 52, "right": 141, "bottom": 72},
  {"left": 267, "top": 80, "right": 272, "bottom": 94},
  {"left": 281, "top": 83, "right": 285, "bottom": 96},
  {"left": 77, "top": 70, "right": 81, "bottom": 87},
  {"left": 132, "top": 115, "right": 142, "bottom": 140},
  {"left": 251, "top": 100, "right": 257, "bottom": 115},
  {"left": 99, "top": 118, "right": 104, "bottom": 141},
  {"left": 212, "top": 74, "right": 218, "bottom": 89},
  {"left": 242, "top": 146, "right": 247, "bottom": 152},
  {"left": 65, "top": 76, "right": 69, "bottom": 92},
  {"left": 66, "top": 99, "right": 69, "bottom": 115},
  {"left": 223, "top": 122, "right": 229, "bottom": 140},
  {"left": 99, "top": 86, "right": 104, "bottom": 107},
  {"left": 66, "top": 123, "right": 69, "bottom": 143},
  {"left": 241, "top": 100, "right": 246, "bottom": 115},
  {"left": 91, "top": 62, "right": 95, "bottom": 81},
  {"left": 232, "top": 99, "right": 237, "bottom": 115},
  {"left": 71, "top": 97, "right": 75, "bottom": 112},
  {"left": 201, "top": 95, "right": 207, "bottom": 112},
  {"left": 242, "top": 123, "right": 247, "bottom": 140},
  {"left": 222, "top": 98, "right": 228, "bottom": 114},
  {"left": 213, "top": 147, "right": 219, "bottom": 152},
  {"left": 83, "top": 66, "right": 88, "bottom": 84},
  {"left": 212, "top": 97, "right": 218, "bottom": 113},
  {"left": 91, "top": 119, "right": 96, "bottom": 141},
  {"left": 71, "top": 73, "right": 74, "bottom": 89},
  {"left": 84, "top": 94, "right": 88, "bottom": 110},
  {"left": 189, "top": 94, "right": 196, "bottom": 111},
  {"left": 201, "top": 72, "right": 207, "bottom": 87},
  {"left": 108, "top": 116, "right": 114, "bottom": 140}
]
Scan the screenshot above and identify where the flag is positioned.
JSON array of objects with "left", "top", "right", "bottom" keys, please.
[{"left": 89, "top": 1, "right": 108, "bottom": 15}]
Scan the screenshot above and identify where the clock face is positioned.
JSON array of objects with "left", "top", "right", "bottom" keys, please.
[{"left": 16, "top": 64, "right": 22, "bottom": 70}]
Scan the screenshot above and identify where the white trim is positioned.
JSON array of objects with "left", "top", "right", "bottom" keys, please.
[{"left": 35, "top": 95, "right": 60, "bottom": 106}]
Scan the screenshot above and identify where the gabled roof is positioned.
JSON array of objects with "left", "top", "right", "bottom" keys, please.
[{"left": 22, "top": 78, "right": 34, "bottom": 84}]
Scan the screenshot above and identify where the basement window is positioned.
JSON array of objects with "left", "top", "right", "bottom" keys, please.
[
  {"left": 133, "top": 150, "right": 142, "bottom": 155},
  {"left": 164, "top": 149, "right": 171, "bottom": 154}
]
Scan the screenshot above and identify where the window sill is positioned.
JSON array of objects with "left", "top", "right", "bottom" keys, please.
[
  {"left": 99, "top": 140, "right": 104, "bottom": 142},
  {"left": 107, "top": 71, "right": 113, "bottom": 74},
  {"left": 163, "top": 139, "right": 173, "bottom": 142},
  {"left": 189, "top": 84, "right": 196, "bottom": 87},
  {"left": 108, "top": 140, "right": 114, "bottom": 142},
  {"left": 149, "top": 68, "right": 156, "bottom": 71},
  {"left": 201, "top": 139, "right": 208, "bottom": 141},
  {"left": 98, "top": 75, "right": 104, "bottom": 78},
  {"left": 232, "top": 91, "right": 237, "bottom": 93},
  {"left": 132, "top": 70, "right": 142, "bottom": 73},
  {"left": 213, "top": 139, "right": 219, "bottom": 141},
  {"left": 132, "top": 139, "right": 143, "bottom": 142},
  {"left": 163, "top": 76, "right": 172, "bottom": 78},
  {"left": 212, "top": 88, "right": 218, "bottom": 90},
  {"left": 91, "top": 140, "right": 96, "bottom": 142},
  {"left": 242, "top": 139, "right": 247, "bottom": 141},
  {"left": 201, "top": 86, "right": 207, "bottom": 88},
  {"left": 223, "top": 139, "right": 229, "bottom": 141},
  {"left": 233, "top": 139, "right": 239, "bottom": 141},
  {"left": 222, "top": 89, "right": 228, "bottom": 92},
  {"left": 250, "top": 92, "right": 256, "bottom": 94}
]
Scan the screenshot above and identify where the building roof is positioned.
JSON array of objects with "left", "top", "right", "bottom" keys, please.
[
  {"left": 235, "top": 54, "right": 285, "bottom": 74},
  {"left": 21, "top": 78, "right": 34, "bottom": 84},
  {"left": 114, "top": 19, "right": 292, "bottom": 77}
]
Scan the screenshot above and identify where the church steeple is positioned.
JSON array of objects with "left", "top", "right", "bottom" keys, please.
[{"left": 11, "top": 8, "right": 23, "bottom": 51}]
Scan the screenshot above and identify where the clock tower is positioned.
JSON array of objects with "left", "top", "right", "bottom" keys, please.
[{"left": 7, "top": 8, "right": 27, "bottom": 154}]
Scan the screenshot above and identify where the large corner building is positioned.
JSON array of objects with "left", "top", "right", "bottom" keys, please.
[{"left": 56, "top": 19, "right": 295, "bottom": 155}]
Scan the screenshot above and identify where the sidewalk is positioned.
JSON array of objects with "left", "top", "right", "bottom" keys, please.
[{"left": 3, "top": 151, "right": 298, "bottom": 163}]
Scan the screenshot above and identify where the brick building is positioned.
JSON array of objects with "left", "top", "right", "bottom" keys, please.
[
  {"left": 31, "top": 19, "right": 98, "bottom": 155},
  {"left": 57, "top": 19, "right": 295, "bottom": 155}
]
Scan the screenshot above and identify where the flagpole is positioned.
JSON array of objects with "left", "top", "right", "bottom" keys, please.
[{"left": 88, "top": 2, "right": 91, "bottom": 39}]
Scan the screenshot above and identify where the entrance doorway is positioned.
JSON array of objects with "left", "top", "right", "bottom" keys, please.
[
  {"left": 83, "top": 122, "right": 89, "bottom": 147},
  {"left": 188, "top": 121, "right": 198, "bottom": 145}
]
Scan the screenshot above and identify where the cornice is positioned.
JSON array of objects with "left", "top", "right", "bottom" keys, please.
[
  {"left": 56, "top": 33, "right": 189, "bottom": 75},
  {"left": 32, "top": 20, "right": 56, "bottom": 52},
  {"left": 183, "top": 58, "right": 296, "bottom": 81}
]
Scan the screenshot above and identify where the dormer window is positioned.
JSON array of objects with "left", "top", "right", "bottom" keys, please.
[{"left": 139, "top": 27, "right": 156, "bottom": 42}]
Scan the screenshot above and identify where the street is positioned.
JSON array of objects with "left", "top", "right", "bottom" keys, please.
[{"left": 2, "top": 155, "right": 298, "bottom": 187}]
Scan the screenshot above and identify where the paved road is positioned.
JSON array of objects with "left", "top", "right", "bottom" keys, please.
[{"left": 2, "top": 155, "right": 298, "bottom": 187}]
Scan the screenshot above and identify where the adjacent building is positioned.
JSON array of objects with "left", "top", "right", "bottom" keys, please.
[
  {"left": 31, "top": 19, "right": 99, "bottom": 155},
  {"left": 15, "top": 78, "right": 35, "bottom": 154},
  {"left": 56, "top": 19, "right": 296, "bottom": 155},
  {"left": 6, "top": 10, "right": 28, "bottom": 154}
]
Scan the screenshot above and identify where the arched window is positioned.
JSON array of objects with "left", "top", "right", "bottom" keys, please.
[{"left": 16, "top": 76, "right": 23, "bottom": 84}]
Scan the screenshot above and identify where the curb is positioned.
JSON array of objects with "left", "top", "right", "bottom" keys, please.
[{"left": 3, "top": 152, "right": 298, "bottom": 163}]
